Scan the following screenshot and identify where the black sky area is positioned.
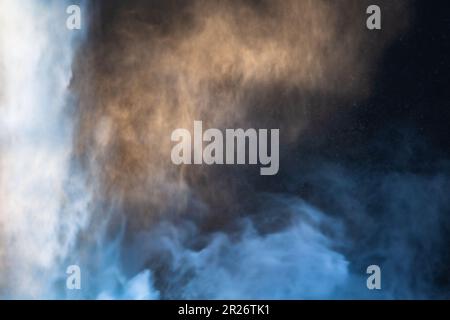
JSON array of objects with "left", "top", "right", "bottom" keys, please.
[{"left": 325, "top": 0, "right": 450, "bottom": 165}]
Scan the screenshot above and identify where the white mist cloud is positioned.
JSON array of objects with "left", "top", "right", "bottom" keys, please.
[
  {"left": 127, "top": 198, "right": 352, "bottom": 299},
  {"left": 97, "top": 270, "right": 160, "bottom": 300},
  {"left": 0, "top": 0, "right": 89, "bottom": 298},
  {"left": 178, "top": 222, "right": 349, "bottom": 299}
]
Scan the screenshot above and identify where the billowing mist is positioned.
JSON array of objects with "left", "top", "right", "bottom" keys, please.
[{"left": 0, "top": 0, "right": 449, "bottom": 299}]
